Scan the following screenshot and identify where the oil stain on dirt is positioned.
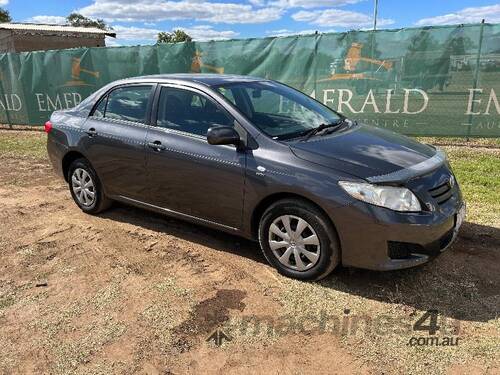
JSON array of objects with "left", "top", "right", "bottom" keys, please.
[{"left": 172, "top": 289, "right": 246, "bottom": 352}]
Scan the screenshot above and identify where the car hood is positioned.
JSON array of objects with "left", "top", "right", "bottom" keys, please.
[{"left": 289, "top": 124, "right": 437, "bottom": 181}]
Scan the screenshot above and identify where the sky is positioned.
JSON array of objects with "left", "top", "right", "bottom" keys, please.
[{"left": 2, "top": 0, "right": 500, "bottom": 45}]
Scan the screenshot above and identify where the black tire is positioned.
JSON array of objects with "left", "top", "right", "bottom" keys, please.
[
  {"left": 258, "top": 199, "right": 340, "bottom": 280},
  {"left": 68, "top": 158, "right": 112, "bottom": 214}
]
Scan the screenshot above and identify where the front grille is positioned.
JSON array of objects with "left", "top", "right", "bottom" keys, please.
[{"left": 428, "top": 180, "right": 453, "bottom": 205}]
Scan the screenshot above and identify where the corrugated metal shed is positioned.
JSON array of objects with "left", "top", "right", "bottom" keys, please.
[{"left": 0, "top": 23, "right": 116, "bottom": 37}]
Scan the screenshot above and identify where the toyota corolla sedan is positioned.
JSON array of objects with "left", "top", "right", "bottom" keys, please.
[{"left": 46, "top": 74, "right": 465, "bottom": 280}]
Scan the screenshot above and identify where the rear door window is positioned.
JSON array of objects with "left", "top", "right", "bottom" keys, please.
[{"left": 102, "top": 85, "right": 152, "bottom": 123}]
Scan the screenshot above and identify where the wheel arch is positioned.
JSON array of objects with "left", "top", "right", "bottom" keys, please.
[
  {"left": 62, "top": 150, "right": 87, "bottom": 182},
  {"left": 250, "top": 192, "right": 340, "bottom": 244}
]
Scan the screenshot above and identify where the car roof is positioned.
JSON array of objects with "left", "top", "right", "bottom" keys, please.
[
  {"left": 72, "top": 73, "right": 268, "bottom": 116},
  {"left": 125, "top": 73, "right": 264, "bottom": 87}
]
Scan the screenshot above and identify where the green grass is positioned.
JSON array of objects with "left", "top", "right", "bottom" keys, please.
[
  {"left": 0, "top": 130, "right": 47, "bottom": 159},
  {"left": 417, "top": 137, "right": 500, "bottom": 147},
  {"left": 442, "top": 146, "right": 500, "bottom": 226}
]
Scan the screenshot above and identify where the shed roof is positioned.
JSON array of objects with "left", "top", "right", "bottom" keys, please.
[{"left": 0, "top": 23, "right": 116, "bottom": 37}]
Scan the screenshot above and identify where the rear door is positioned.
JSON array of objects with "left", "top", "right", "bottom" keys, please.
[
  {"left": 144, "top": 84, "right": 246, "bottom": 230},
  {"left": 82, "top": 84, "right": 155, "bottom": 199}
]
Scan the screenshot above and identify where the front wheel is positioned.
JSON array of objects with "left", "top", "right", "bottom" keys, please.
[
  {"left": 258, "top": 199, "right": 340, "bottom": 280},
  {"left": 68, "top": 158, "right": 111, "bottom": 214}
]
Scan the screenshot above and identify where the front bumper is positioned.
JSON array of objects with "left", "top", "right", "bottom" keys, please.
[
  {"left": 383, "top": 202, "right": 465, "bottom": 270},
  {"left": 337, "top": 202, "right": 465, "bottom": 271},
  {"left": 331, "top": 199, "right": 465, "bottom": 271}
]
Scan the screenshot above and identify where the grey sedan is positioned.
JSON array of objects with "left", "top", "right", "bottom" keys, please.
[{"left": 46, "top": 74, "right": 465, "bottom": 280}]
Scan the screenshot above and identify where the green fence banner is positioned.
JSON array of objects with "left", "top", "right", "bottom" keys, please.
[{"left": 0, "top": 23, "right": 499, "bottom": 137}]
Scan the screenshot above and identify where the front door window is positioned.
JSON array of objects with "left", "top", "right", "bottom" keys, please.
[{"left": 156, "top": 87, "right": 233, "bottom": 136}]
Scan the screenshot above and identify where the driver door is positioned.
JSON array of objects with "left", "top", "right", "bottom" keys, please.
[{"left": 144, "top": 85, "right": 246, "bottom": 230}]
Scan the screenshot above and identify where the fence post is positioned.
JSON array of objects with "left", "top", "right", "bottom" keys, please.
[
  {"left": 0, "top": 75, "right": 13, "bottom": 129},
  {"left": 467, "top": 19, "right": 485, "bottom": 141},
  {"left": 313, "top": 31, "right": 319, "bottom": 99},
  {"left": 0, "top": 54, "right": 13, "bottom": 128}
]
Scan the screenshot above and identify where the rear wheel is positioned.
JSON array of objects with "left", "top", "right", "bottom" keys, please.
[
  {"left": 68, "top": 158, "right": 111, "bottom": 214},
  {"left": 258, "top": 199, "right": 340, "bottom": 280}
]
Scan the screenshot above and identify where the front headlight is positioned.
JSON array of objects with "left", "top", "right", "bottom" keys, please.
[{"left": 339, "top": 181, "right": 421, "bottom": 212}]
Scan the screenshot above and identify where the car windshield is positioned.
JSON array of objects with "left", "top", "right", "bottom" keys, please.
[{"left": 213, "top": 81, "right": 342, "bottom": 140}]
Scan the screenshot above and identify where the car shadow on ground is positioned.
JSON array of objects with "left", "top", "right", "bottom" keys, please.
[
  {"left": 100, "top": 202, "right": 267, "bottom": 265},
  {"left": 101, "top": 203, "right": 499, "bottom": 323}
]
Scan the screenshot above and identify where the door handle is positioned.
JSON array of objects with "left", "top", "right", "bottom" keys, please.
[
  {"left": 86, "top": 128, "right": 97, "bottom": 137},
  {"left": 148, "top": 141, "right": 166, "bottom": 151}
]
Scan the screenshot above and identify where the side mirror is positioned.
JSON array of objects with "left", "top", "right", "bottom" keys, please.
[{"left": 207, "top": 126, "right": 241, "bottom": 147}]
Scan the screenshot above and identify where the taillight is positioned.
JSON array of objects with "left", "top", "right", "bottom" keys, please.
[{"left": 44, "top": 121, "right": 52, "bottom": 133}]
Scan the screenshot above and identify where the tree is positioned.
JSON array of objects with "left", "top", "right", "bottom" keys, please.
[
  {"left": 157, "top": 29, "right": 192, "bottom": 44},
  {"left": 0, "top": 8, "right": 11, "bottom": 23},
  {"left": 66, "top": 13, "right": 109, "bottom": 30}
]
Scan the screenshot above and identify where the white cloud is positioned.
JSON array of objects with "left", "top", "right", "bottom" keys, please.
[
  {"left": 266, "top": 28, "right": 335, "bottom": 37},
  {"left": 415, "top": 4, "right": 500, "bottom": 26},
  {"left": 266, "top": 28, "right": 317, "bottom": 37},
  {"left": 177, "top": 25, "right": 239, "bottom": 40},
  {"left": 112, "top": 24, "right": 238, "bottom": 43},
  {"left": 78, "top": 0, "right": 283, "bottom": 24},
  {"left": 292, "top": 8, "right": 394, "bottom": 28},
  {"left": 25, "top": 15, "right": 67, "bottom": 25},
  {"left": 0, "top": 0, "right": 8, "bottom": 6},
  {"left": 248, "top": 0, "right": 264, "bottom": 6},
  {"left": 105, "top": 36, "right": 122, "bottom": 46},
  {"left": 112, "top": 25, "right": 161, "bottom": 41},
  {"left": 270, "top": 0, "right": 362, "bottom": 8}
]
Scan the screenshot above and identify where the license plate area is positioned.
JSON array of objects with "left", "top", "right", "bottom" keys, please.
[{"left": 455, "top": 203, "right": 466, "bottom": 232}]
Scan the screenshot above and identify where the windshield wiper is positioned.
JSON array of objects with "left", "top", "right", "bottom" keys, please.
[{"left": 302, "top": 119, "right": 344, "bottom": 141}]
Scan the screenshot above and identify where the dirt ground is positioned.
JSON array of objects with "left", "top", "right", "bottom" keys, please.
[{"left": 0, "top": 130, "right": 499, "bottom": 374}]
